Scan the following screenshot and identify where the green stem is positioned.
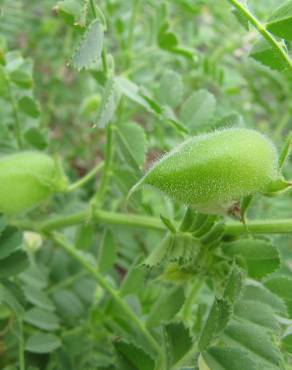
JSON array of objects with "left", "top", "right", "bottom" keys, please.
[
  {"left": 67, "top": 161, "right": 104, "bottom": 192},
  {"left": 275, "top": 110, "right": 291, "bottom": 139},
  {"left": 26, "top": 209, "right": 164, "bottom": 232},
  {"left": 50, "top": 233, "right": 163, "bottom": 361},
  {"left": 4, "top": 72, "right": 23, "bottom": 149},
  {"left": 13, "top": 209, "right": 292, "bottom": 236},
  {"left": 226, "top": 0, "right": 292, "bottom": 74},
  {"left": 278, "top": 132, "right": 292, "bottom": 170},
  {"left": 93, "top": 123, "right": 114, "bottom": 205},
  {"left": 89, "top": 0, "right": 97, "bottom": 18},
  {"left": 47, "top": 271, "right": 87, "bottom": 293},
  {"left": 125, "top": 0, "right": 141, "bottom": 69},
  {"left": 18, "top": 320, "right": 25, "bottom": 370},
  {"left": 225, "top": 219, "right": 292, "bottom": 236}
]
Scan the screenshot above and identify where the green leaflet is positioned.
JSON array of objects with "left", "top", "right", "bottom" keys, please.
[
  {"left": 0, "top": 282, "right": 24, "bottom": 317},
  {"left": 249, "top": 38, "right": 287, "bottom": 71},
  {"left": 0, "top": 250, "right": 29, "bottom": 278},
  {"left": 25, "top": 332, "right": 62, "bottom": 354},
  {"left": 114, "top": 340, "right": 155, "bottom": 370},
  {"left": 164, "top": 322, "right": 193, "bottom": 367},
  {"left": 24, "top": 307, "right": 60, "bottom": 331},
  {"left": 198, "top": 298, "right": 232, "bottom": 351},
  {"left": 54, "top": 0, "right": 83, "bottom": 26},
  {"left": 96, "top": 77, "right": 120, "bottom": 128},
  {"left": 242, "top": 281, "right": 286, "bottom": 315},
  {"left": 98, "top": 229, "right": 117, "bottom": 273},
  {"left": 222, "top": 239, "right": 281, "bottom": 280},
  {"left": 158, "top": 70, "right": 184, "bottom": 108},
  {"left": 18, "top": 96, "right": 40, "bottom": 118},
  {"left": 71, "top": 19, "right": 104, "bottom": 70},
  {"left": 180, "top": 89, "right": 216, "bottom": 132},
  {"left": 223, "top": 265, "right": 244, "bottom": 304},
  {"left": 106, "top": 303, "right": 158, "bottom": 361},
  {"left": 146, "top": 285, "right": 185, "bottom": 328},
  {"left": 120, "top": 257, "right": 146, "bottom": 297},
  {"left": 117, "top": 121, "right": 147, "bottom": 171},
  {"left": 116, "top": 76, "right": 187, "bottom": 134},
  {"left": 222, "top": 319, "right": 284, "bottom": 369},
  {"left": 234, "top": 300, "right": 279, "bottom": 333},
  {"left": 52, "top": 289, "right": 84, "bottom": 323},
  {"left": 198, "top": 266, "right": 242, "bottom": 351},
  {"left": 266, "top": 0, "right": 292, "bottom": 41},
  {"left": 200, "top": 347, "right": 258, "bottom": 370},
  {"left": 0, "top": 226, "right": 22, "bottom": 260},
  {"left": 265, "top": 276, "right": 292, "bottom": 317},
  {"left": 23, "top": 285, "right": 55, "bottom": 312}
]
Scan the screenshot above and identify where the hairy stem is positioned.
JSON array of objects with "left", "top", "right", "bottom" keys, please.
[
  {"left": 13, "top": 209, "right": 292, "bottom": 236},
  {"left": 226, "top": 0, "right": 292, "bottom": 74},
  {"left": 225, "top": 218, "right": 292, "bottom": 236}
]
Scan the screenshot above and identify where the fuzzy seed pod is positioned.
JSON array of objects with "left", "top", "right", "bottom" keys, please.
[
  {"left": 0, "top": 151, "right": 68, "bottom": 215},
  {"left": 131, "top": 128, "right": 280, "bottom": 214}
]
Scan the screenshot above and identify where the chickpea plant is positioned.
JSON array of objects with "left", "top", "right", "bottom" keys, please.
[{"left": 1, "top": 1, "right": 292, "bottom": 370}]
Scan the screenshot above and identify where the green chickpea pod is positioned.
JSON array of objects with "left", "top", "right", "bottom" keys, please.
[
  {"left": 0, "top": 151, "right": 68, "bottom": 216},
  {"left": 131, "top": 128, "right": 283, "bottom": 214}
]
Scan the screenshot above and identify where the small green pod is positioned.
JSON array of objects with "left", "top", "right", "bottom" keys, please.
[
  {"left": 134, "top": 128, "right": 280, "bottom": 214},
  {"left": 0, "top": 151, "right": 68, "bottom": 216}
]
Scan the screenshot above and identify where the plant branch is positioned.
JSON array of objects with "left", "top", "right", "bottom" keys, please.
[
  {"left": 13, "top": 209, "right": 292, "bottom": 236},
  {"left": 67, "top": 161, "right": 104, "bottom": 192},
  {"left": 4, "top": 72, "right": 23, "bottom": 149},
  {"left": 225, "top": 218, "right": 292, "bottom": 236},
  {"left": 93, "top": 123, "right": 114, "bottom": 205},
  {"left": 18, "top": 320, "right": 25, "bottom": 370},
  {"left": 226, "top": 0, "right": 292, "bottom": 74},
  {"left": 125, "top": 0, "right": 141, "bottom": 69}
]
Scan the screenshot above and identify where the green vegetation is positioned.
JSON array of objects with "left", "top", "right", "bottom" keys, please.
[{"left": 1, "top": 0, "right": 292, "bottom": 369}]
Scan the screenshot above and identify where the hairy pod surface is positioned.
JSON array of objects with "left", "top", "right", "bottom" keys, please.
[
  {"left": 139, "top": 128, "right": 280, "bottom": 214},
  {"left": 0, "top": 151, "right": 68, "bottom": 215}
]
